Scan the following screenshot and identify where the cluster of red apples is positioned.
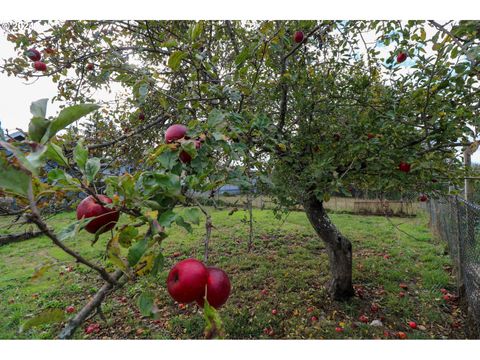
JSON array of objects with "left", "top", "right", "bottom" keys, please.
[
  {"left": 165, "top": 123, "right": 201, "bottom": 163},
  {"left": 167, "top": 258, "right": 231, "bottom": 309},
  {"left": 26, "top": 48, "right": 47, "bottom": 72}
]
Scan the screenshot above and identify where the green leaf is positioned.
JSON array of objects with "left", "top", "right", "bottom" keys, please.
[
  {"left": 30, "top": 98, "right": 48, "bottom": 118},
  {"left": 137, "top": 291, "right": 154, "bottom": 317},
  {"left": 47, "top": 168, "right": 75, "bottom": 185},
  {"left": 157, "top": 150, "right": 178, "bottom": 170},
  {"left": 175, "top": 215, "right": 193, "bottom": 233},
  {"left": 203, "top": 299, "right": 225, "bottom": 339},
  {"left": 118, "top": 225, "right": 139, "bottom": 248},
  {"left": 30, "top": 263, "right": 54, "bottom": 282},
  {"left": 157, "top": 210, "right": 177, "bottom": 227},
  {"left": 420, "top": 28, "right": 426, "bottom": 41},
  {"left": 41, "top": 103, "right": 99, "bottom": 143},
  {"left": 107, "top": 235, "right": 129, "bottom": 273},
  {"left": 167, "top": 51, "right": 186, "bottom": 71},
  {"left": 20, "top": 309, "right": 65, "bottom": 333},
  {"left": 0, "top": 140, "right": 37, "bottom": 175},
  {"left": 208, "top": 109, "right": 226, "bottom": 127},
  {"left": 28, "top": 116, "right": 50, "bottom": 142},
  {"left": 45, "top": 143, "right": 69, "bottom": 167},
  {"left": 0, "top": 157, "right": 31, "bottom": 196},
  {"left": 190, "top": 21, "right": 204, "bottom": 41},
  {"left": 151, "top": 252, "right": 164, "bottom": 276},
  {"left": 58, "top": 219, "right": 88, "bottom": 241},
  {"left": 184, "top": 208, "right": 201, "bottom": 225},
  {"left": 85, "top": 157, "right": 101, "bottom": 183},
  {"left": 26, "top": 144, "right": 48, "bottom": 169},
  {"left": 127, "top": 237, "right": 149, "bottom": 266},
  {"left": 73, "top": 139, "right": 88, "bottom": 171}
]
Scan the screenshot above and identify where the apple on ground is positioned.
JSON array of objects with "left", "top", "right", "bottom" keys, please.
[
  {"left": 399, "top": 291, "right": 406, "bottom": 298},
  {"left": 311, "top": 316, "right": 318, "bottom": 322},
  {"left": 26, "top": 48, "right": 41, "bottom": 61},
  {"left": 359, "top": 315, "right": 369, "bottom": 323},
  {"left": 165, "top": 124, "right": 188, "bottom": 143},
  {"left": 397, "top": 331, "right": 408, "bottom": 339},
  {"left": 66, "top": 306, "right": 75, "bottom": 314},
  {"left": 76, "top": 195, "right": 120, "bottom": 234},
  {"left": 398, "top": 162, "right": 411, "bottom": 173},
  {"left": 86, "top": 63, "right": 94, "bottom": 71},
  {"left": 167, "top": 258, "right": 208, "bottom": 304},
  {"left": 408, "top": 321, "right": 417, "bottom": 329},
  {"left": 335, "top": 327, "right": 344, "bottom": 333},
  {"left": 293, "top": 31, "right": 304, "bottom": 43},
  {"left": 196, "top": 267, "right": 231, "bottom": 309},
  {"left": 33, "top": 61, "right": 47, "bottom": 72},
  {"left": 271, "top": 309, "right": 277, "bottom": 315}
]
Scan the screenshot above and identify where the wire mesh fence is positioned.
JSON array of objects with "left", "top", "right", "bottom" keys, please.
[{"left": 428, "top": 196, "right": 480, "bottom": 335}]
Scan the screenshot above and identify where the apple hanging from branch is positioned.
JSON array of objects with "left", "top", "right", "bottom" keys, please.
[{"left": 76, "top": 195, "right": 120, "bottom": 234}]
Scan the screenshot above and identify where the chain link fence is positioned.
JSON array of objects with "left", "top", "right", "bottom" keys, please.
[{"left": 428, "top": 196, "right": 480, "bottom": 335}]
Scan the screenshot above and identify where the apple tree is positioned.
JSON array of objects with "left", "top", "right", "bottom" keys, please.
[{"left": 1, "top": 20, "right": 479, "bottom": 321}]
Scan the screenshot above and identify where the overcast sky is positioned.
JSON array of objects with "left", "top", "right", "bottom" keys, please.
[{"left": 1, "top": 23, "right": 478, "bottom": 163}]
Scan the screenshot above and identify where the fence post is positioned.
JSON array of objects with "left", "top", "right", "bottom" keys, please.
[{"left": 454, "top": 196, "right": 466, "bottom": 297}]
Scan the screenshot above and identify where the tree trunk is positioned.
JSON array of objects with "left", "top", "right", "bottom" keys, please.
[
  {"left": 303, "top": 194, "right": 354, "bottom": 300},
  {"left": 0, "top": 230, "right": 44, "bottom": 246}
]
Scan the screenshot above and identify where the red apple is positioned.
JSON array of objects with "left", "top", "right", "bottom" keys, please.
[
  {"left": 85, "top": 323, "right": 100, "bottom": 334},
  {"left": 76, "top": 195, "right": 120, "bottom": 234},
  {"left": 396, "top": 52, "right": 407, "bottom": 64},
  {"left": 311, "top": 316, "right": 318, "bottom": 322},
  {"left": 307, "top": 306, "right": 314, "bottom": 313},
  {"left": 418, "top": 194, "right": 428, "bottom": 202},
  {"left": 86, "top": 63, "right": 94, "bottom": 71},
  {"left": 398, "top": 162, "right": 411, "bottom": 173},
  {"left": 399, "top": 291, "right": 406, "bottom": 298},
  {"left": 196, "top": 267, "right": 231, "bottom": 309},
  {"left": 271, "top": 309, "right": 278, "bottom": 315},
  {"left": 66, "top": 306, "right": 75, "bottom": 314},
  {"left": 138, "top": 112, "right": 145, "bottom": 121},
  {"left": 33, "top": 61, "right": 47, "bottom": 72},
  {"left": 335, "top": 327, "right": 344, "bottom": 333},
  {"left": 294, "top": 31, "right": 304, "bottom": 43},
  {"left": 165, "top": 124, "right": 188, "bottom": 143},
  {"left": 261, "top": 289, "right": 269, "bottom": 296},
  {"left": 179, "top": 140, "right": 201, "bottom": 164},
  {"left": 359, "top": 315, "right": 369, "bottom": 323},
  {"left": 397, "top": 331, "right": 407, "bottom": 339},
  {"left": 26, "top": 48, "right": 41, "bottom": 62},
  {"left": 408, "top": 321, "right": 417, "bottom": 329},
  {"left": 167, "top": 259, "right": 208, "bottom": 304},
  {"left": 370, "top": 303, "right": 379, "bottom": 313},
  {"left": 440, "top": 288, "right": 448, "bottom": 294}
]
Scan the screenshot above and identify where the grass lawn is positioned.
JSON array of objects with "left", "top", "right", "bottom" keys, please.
[{"left": 0, "top": 208, "right": 467, "bottom": 339}]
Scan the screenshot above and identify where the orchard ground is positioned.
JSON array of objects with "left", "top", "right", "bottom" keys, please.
[{"left": 0, "top": 207, "right": 468, "bottom": 339}]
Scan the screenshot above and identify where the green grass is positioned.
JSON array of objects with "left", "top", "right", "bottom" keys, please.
[{"left": 0, "top": 208, "right": 466, "bottom": 339}]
